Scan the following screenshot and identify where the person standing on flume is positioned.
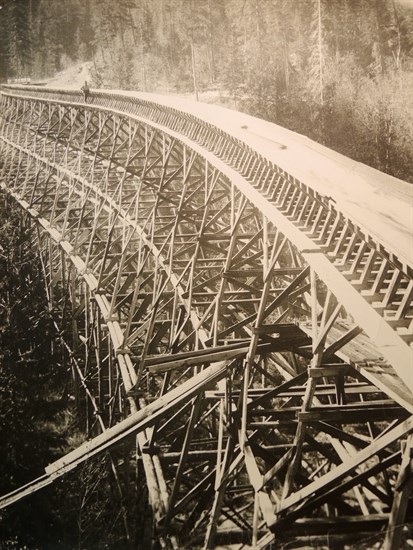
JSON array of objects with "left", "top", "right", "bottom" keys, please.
[{"left": 81, "top": 81, "right": 90, "bottom": 103}]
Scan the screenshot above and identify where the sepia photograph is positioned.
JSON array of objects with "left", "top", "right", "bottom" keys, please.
[{"left": 0, "top": 1, "right": 412, "bottom": 548}]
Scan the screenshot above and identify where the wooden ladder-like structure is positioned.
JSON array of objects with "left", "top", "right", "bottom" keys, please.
[{"left": 0, "top": 84, "right": 412, "bottom": 549}]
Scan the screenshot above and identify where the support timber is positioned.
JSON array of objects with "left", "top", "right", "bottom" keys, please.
[{"left": 0, "top": 85, "right": 412, "bottom": 549}]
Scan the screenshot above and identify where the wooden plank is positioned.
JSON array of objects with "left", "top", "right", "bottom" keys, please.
[
  {"left": 301, "top": 251, "right": 413, "bottom": 389},
  {"left": 248, "top": 408, "right": 298, "bottom": 420},
  {"left": 136, "top": 430, "right": 166, "bottom": 521},
  {"left": 312, "top": 302, "right": 342, "bottom": 355},
  {"left": 395, "top": 279, "right": 413, "bottom": 320},
  {"left": 263, "top": 266, "right": 310, "bottom": 320},
  {"left": 384, "top": 435, "right": 413, "bottom": 550},
  {"left": 277, "top": 451, "right": 400, "bottom": 528},
  {"left": 346, "top": 241, "right": 368, "bottom": 275},
  {"left": 163, "top": 395, "right": 203, "bottom": 527},
  {"left": 367, "top": 259, "right": 389, "bottom": 296},
  {"left": 44, "top": 359, "right": 233, "bottom": 477},
  {"left": 260, "top": 449, "right": 294, "bottom": 490},
  {"left": 0, "top": 474, "right": 56, "bottom": 512},
  {"left": 276, "top": 415, "right": 413, "bottom": 519},
  {"left": 147, "top": 342, "right": 273, "bottom": 373},
  {"left": 204, "top": 436, "right": 238, "bottom": 549},
  {"left": 312, "top": 422, "right": 370, "bottom": 449},
  {"left": 253, "top": 323, "right": 308, "bottom": 337},
  {"left": 145, "top": 341, "right": 262, "bottom": 366},
  {"left": 319, "top": 324, "right": 363, "bottom": 360},
  {"left": 171, "top": 468, "right": 215, "bottom": 518},
  {"left": 352, "top": 250, "right": 378, "bottom": 286},
  {"left": 299, "top": 405, "right": 407, "bottom": 424},
  {"left": 381, "top": 269, "right": 403, "bottom": 308},
  {"left": 281, "top": 269, "right": 319, "bottom": 500},
  {"left": 281, "top": 378, "right": 317, "bottom": 500},
  {"left": 242, "top": 438, "right": 277, "bottom": 526},
  {"left": 246, "top": 372, "right": 308, "bottom": 409},
  {"left": 356, "top": 362, "right": 413, "bottom": 414},
  {"left": 224, "top": 267, "right": 304, "bottom": 278},
  {"left": 285, "top": 514, "right": 389, "bottom": 534},
  {"left": 308, "top": 365, "right": 353, "bottom": 378}
]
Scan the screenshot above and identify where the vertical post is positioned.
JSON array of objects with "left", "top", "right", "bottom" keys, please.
[
  {"left": 252, "top": 491, "right": 260, "bottom": 547},
  {"left": 311, "top": 267, "right": 318, "bottom": 346},
  {"left": 282, "top": 268, "right": 317, "bottom": 500},
  {"left": 384, "top": 435, "right": 413, "bottom": 550}
]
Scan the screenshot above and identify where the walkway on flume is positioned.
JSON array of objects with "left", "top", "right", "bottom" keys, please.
[
  {"left": 6, "top": 84, "right": 413, "bottom": 269},
  {"left": 130, "top": 90, "right": 413, "bottom": 270}
]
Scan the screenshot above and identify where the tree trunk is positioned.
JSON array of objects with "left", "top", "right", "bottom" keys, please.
[{"left": 207, "top": 0, "right": 216, "bottom": 83}]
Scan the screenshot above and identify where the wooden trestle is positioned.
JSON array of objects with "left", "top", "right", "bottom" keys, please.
[{"left": 0, "top": 85, "right": 412, "bottom": 549}]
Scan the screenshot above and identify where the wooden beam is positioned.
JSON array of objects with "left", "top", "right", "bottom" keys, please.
[
  {"left": 298, "top": 404, "right": 408, "bottom": 423},
  {"left": 275, "top": 415, "right": 413, "bottom": 520},
  {"left": 146, "top": 342, "right": 274, "bottom": 374},
  {"left": 242, "top": 436, "right": 277, "bottom": 527},
  {"left": 283, "top": 514, "right": 389, "bottom": 535},
  {"left": 323, "top": 325, "right": 363, "bottom": 359},
  {"left": 384, "top": 435, "right": 413, "bottom": 550},
  {"left": 204, "top": 436, "right": 238, "bottom": 549},
  {"left": 0, "top": 360, "right": 235, "bottom": 511},
  {"left": 163, "top": 395, "right": 203, "bottom": 527}
]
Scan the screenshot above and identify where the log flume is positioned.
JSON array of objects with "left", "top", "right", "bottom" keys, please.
[{"left": 1, "top": 84, "right": 413, "bottom": 549}]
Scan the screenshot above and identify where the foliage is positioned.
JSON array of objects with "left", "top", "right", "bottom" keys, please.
[
  {"left": 0, "top": 199, "right": 115, "bottom": 547},
  {"left": 0, "top": 195, "right": 137, "bottom": 548},
  {"left": 1, "top": 0, "right": 412, "bottom": 180},
  {"left": 0, "top": 209, "right": 64, "bottom": 481},
  {"left": 0, "top": 197, "right": 69, "bottom": 546}
]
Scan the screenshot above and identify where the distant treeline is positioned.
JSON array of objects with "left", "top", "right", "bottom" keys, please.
[{"left": 0, "top": 0, "right": 412, "bottom": 182}]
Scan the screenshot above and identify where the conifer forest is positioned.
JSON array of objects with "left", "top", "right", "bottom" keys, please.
[
  {"left": 0, "top": 1, "right": 413, "bottom": 549},
  {"left": 0, "top": 0, "right": 412, "bottom": 182}
]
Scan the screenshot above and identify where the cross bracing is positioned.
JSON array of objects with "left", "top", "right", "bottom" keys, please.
[{"left": 0, "top": 85, "right": 412, "bottom": 549}]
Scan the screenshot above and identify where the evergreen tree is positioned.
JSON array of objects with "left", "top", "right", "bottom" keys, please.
[
  {"left": 0, "top": 0, "right": 31, "bottom": 79},
  {"left": 0, "top": 198, "right": 73, "bottom": 546},
  {"left": 1, "top": 0, "right": 413, "bottom": 177}
]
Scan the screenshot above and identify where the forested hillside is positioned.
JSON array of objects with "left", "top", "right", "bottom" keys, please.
[
  {"left": 0, "top": 196, "right": 135, "bottom": 548},
  {"left": 0, "top": 0, "right": 412, "bottom": 181}
]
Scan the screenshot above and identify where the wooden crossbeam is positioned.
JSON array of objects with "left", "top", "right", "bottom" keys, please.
[
  {"left": 2, "top": 86, "right": 413, "bottom": 549},
  {"left": 0, "top": 359, "right": 236, "bottom": 511},
  {"left": 275, "top": 415, "right": 413, "bottom": 521},
  {"left": 384, "top": 435, "right": 413, "bottom": 550}
]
